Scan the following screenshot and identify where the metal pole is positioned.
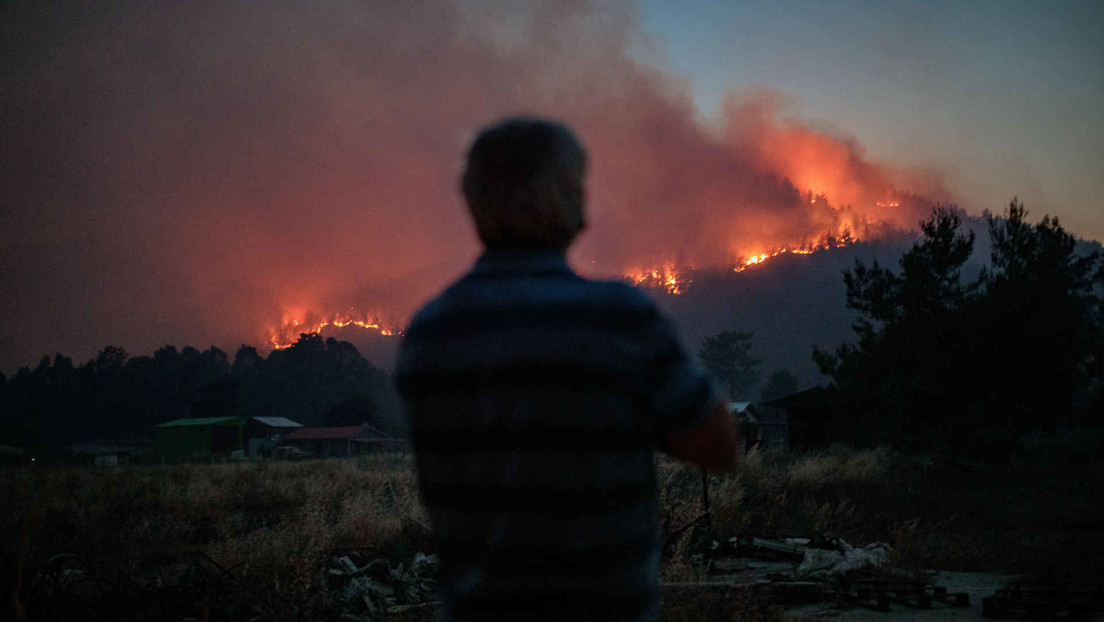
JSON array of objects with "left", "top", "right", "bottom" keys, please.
[{"left": 701, "top": 468, "right": 711, "bottom": 531}]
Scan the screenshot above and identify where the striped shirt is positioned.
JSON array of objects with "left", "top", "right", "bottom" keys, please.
[{"left": 396, "top": 250, "right": 717, "bottom": 622}]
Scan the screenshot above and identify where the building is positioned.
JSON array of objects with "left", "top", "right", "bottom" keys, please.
[
  {"left": 279, "top": 423, "right": 404, "bottom": 457},
  {"left": 731, "top": 401, "right": 789, "bottom": 452},
  {"left": 762, "top": 387, "right": 839, "bottom": 449},
  {"left": 154, "top": 416, "right": 246, "bottom": 460},
  {"left": 245, "top": 416, "right": 303, "bottom": 457}
]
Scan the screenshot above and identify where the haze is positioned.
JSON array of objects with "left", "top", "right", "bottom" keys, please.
[{"left": 2, "top": 1, "right": 1100, "bottom": 373}]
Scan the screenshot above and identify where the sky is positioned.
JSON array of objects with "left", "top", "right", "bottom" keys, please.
[
  {"left": 636, "top": 0, "right": 1104, "bottom": 239},
  {"left": 1, "top": 0, "right": 1102, "bottom": 373}
]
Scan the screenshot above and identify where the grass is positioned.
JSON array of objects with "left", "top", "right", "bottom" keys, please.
[
  {"left": 659, "top": 446, "right": 896, "bottom": 556},
  {"left": 2, "top": 454, "right": 430, "bottom": 620},
  {"left": 659, "top": 439, "right": 1104, "bottom": 577},
  {"left": 3, "top": 437, "right": 1102, "bottom": 620}
]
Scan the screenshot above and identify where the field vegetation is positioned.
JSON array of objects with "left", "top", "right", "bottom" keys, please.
[{"left": 3, "top": 437, "right": 1102, "bottom": 620}]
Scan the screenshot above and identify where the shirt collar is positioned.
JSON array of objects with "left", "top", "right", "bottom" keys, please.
[{"left": 471, "top": 249, "right": 574, "bottom": 276}]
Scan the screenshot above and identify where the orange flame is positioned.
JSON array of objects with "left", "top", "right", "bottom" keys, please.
[
  {"left": 626, "top": 264, "right": 690, "bottom": 295},
  {"left": 624, "top": 194, "right": 899, "bottom": 290},
  {"left": 266, "top": 308, "right": 401, "bottom": 350},
  {"left": 733, "top": 245, "right": 825, "bottom": 273}
]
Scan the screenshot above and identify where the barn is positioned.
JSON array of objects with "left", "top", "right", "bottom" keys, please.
[
  {"left": 154, "top": 416, "right": 246, "bottom": 460},
  {"left": 245, "top": 416, "right": 303, "bottom": 457},
  {"left": 279, "top": 423, "right": 404, "bottom": 457}
]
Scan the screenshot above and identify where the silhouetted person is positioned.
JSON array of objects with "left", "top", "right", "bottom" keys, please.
[{"left": 396, "top": 117, "right": 738, "bottom": 622}]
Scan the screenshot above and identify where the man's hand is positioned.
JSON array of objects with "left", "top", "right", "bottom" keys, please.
[{"left": 664, "top": 400, "right": 739, "bottom": 471}]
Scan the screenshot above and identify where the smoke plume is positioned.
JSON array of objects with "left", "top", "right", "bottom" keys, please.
[{"left": 1, "top": 0, "right": 950, "bottom": 370}]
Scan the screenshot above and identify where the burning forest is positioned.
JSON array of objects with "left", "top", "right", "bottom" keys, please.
[
  {"left": 4, "top": 3, "right": 1104, "bottom": 620},
  {"left": 1, "top": 0, "right": 953, "bottom": 370}
]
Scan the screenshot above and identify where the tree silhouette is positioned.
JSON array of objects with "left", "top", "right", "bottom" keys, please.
[
  {"left": 759, "top": 369, "right": 799, "bottom": 403},
  {"left": 191, "top": 378, "right": 240, "bottom": 419},
  {"left": 0, "top": 333, "right": 406, "bottom": 451},
  {"left": 814, "top": 207, "right": 979, "bottom": 451},
  {"left": 324, "top": 395, "right": 377, "bottom": 427},
  {"left": 817, "top": 202, "right": 1103, "bottom": 458},
  {"left": 974, "top": 199, "right": 1103, "bottom": 430},
  {"left": 698, "top": 331, "right": 760, "bottom": 400}
]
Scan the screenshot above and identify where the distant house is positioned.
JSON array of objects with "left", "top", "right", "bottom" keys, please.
[
  {"left": 154, "top": 416, "right": 246, "bottom": 460},
  {"left": 280, "top": 423, "right": 405, "bottom": 457},
  {"left": 731, "top": 401, "right": 789, "bottom": 452},
  {"left": 245, "top": 416, "right": 303, "bottom": 457},
  {"left": 762, "top": 387, "right": 839, "bottom": 449}
]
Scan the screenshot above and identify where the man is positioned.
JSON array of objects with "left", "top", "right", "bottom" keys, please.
[{"left": 396, "top": 117, "right": 737, "bottom": 622}]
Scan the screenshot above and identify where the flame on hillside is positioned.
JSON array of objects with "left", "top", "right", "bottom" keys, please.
[
  {"left": 628, "top": 265, "right": 690, "bottom": 295},
  {"left": 625, "top": 190, "right": 893, "bottom": 293},
  {"left": 733, "top": 245, "right": 827, "bottom": 273},
  {"left": 732, "top": 227, "right": 858, "bottom": 274},
  {"left": 268, "top": 187, "right": 902, "bottom": 349},
  {"left": 266, "top": 309, "right": 401, "bottom": 350}
]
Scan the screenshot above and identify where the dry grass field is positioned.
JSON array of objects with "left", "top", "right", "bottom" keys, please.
[{"left": 3, "top": 439, "right": 1101, "bottom": 621}]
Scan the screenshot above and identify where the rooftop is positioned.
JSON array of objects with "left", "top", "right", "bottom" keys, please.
[
  {"left": 251, "top": 416, "right": 303, "bottom": 428},
  {"left": 283, "top": 426, "right": 368, "bottom": 441},
  {"left": 157, "top": 416, "right": 242, "bottom": 428}
]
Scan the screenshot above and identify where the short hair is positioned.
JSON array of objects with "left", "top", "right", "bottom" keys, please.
[{"left": 461, "top": 117, "right": 587, "bottom": 251}]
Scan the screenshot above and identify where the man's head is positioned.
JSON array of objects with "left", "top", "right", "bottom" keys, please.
[{"left": 461, "top": 117, "right": 587, "bottom": 252}]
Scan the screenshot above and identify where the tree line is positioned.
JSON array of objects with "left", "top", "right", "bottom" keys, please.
[
  {"left": 0, "top": 333, "right": 403, "bottom": 450},
  {"left": 814, "top": 200, "right": 1103, "bottom": 459}
]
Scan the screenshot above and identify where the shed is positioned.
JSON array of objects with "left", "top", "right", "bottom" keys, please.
[
  {"left": 353, "top": 424, "right": 407, "bottom": 453},
  {"left": 731, "top": 401, "right": 789, "bottom": 452},
  {"left": 245, "top": 416, "right": 303, "bottom": 457},
  {"left": 762, "top": 387, "right": 839, "bottom": 449},
  {"left": 280, "top": 423, "right": 404, "bottom": 457},
  {"left": 154, "top": 416, "right": 245, "bottom": 460}
]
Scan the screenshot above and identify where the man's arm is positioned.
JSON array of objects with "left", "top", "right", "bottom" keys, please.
[{"left": 663, "top": 400, "right": 739, "bottom": 472}]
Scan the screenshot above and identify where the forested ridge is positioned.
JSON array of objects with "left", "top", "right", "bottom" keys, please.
[
  {"left": 0, "top": 334, "right": 404, "bottom": 450},
  {"left": 2, "top": 201, "right": 1101, "bottom": 461}
]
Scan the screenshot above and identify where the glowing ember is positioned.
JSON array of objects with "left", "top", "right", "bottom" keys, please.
[
  {"left": 266, "top": 309, "right": 401, "bottom": 350},
  {"left": 876, "top": 201, "right": 900, "bottom": 208}
]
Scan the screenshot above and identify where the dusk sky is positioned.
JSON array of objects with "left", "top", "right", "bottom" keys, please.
[
  {"left": 2, "top": 0, "right": 1102, "bottom": 373},
  {"left": 637, "top": 0, "right": 1104, "bottom": 240}
]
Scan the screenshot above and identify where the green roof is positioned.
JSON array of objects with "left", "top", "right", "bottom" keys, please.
[{"left": 157, "top": 416, "right": 243, "bottom": 428}]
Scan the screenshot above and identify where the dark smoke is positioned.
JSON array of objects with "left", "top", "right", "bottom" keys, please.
[{"left": 1, "top": 1, "right": 950, "bottom": 371}]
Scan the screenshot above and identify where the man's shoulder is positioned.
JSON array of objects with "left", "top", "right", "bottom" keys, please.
[{"left": 584, "top": 277, "right": 659, "bottom": 311}]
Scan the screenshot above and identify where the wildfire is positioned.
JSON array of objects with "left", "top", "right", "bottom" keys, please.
[
  {"left": 734, "top": 247, "right": 812, "bottom": 272},
  {"left": 627, "top": 195, "right": 893, "bottom": 289},
  {"left": 733, "top": 236, "right": 857, "bottom": 273},
  {"left": 266, "top": 192, "right": 904, "bottom": 330},
  {"left": 626, "top": 264, "right": 689, "bottom": 295},
  {"left": 266, "top": 309, "right": 401, "bottom": 350},
  {"left": 728, "top": 195, "right": 891, "bottom": 272}
]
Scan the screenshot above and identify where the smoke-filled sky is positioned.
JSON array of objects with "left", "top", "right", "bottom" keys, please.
[
  {"left": 637, "top": 0, "right": 1104, "bottom": 241},
  {"left": 2, "top": 1, "right": 1101, "bottom": 372}
]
